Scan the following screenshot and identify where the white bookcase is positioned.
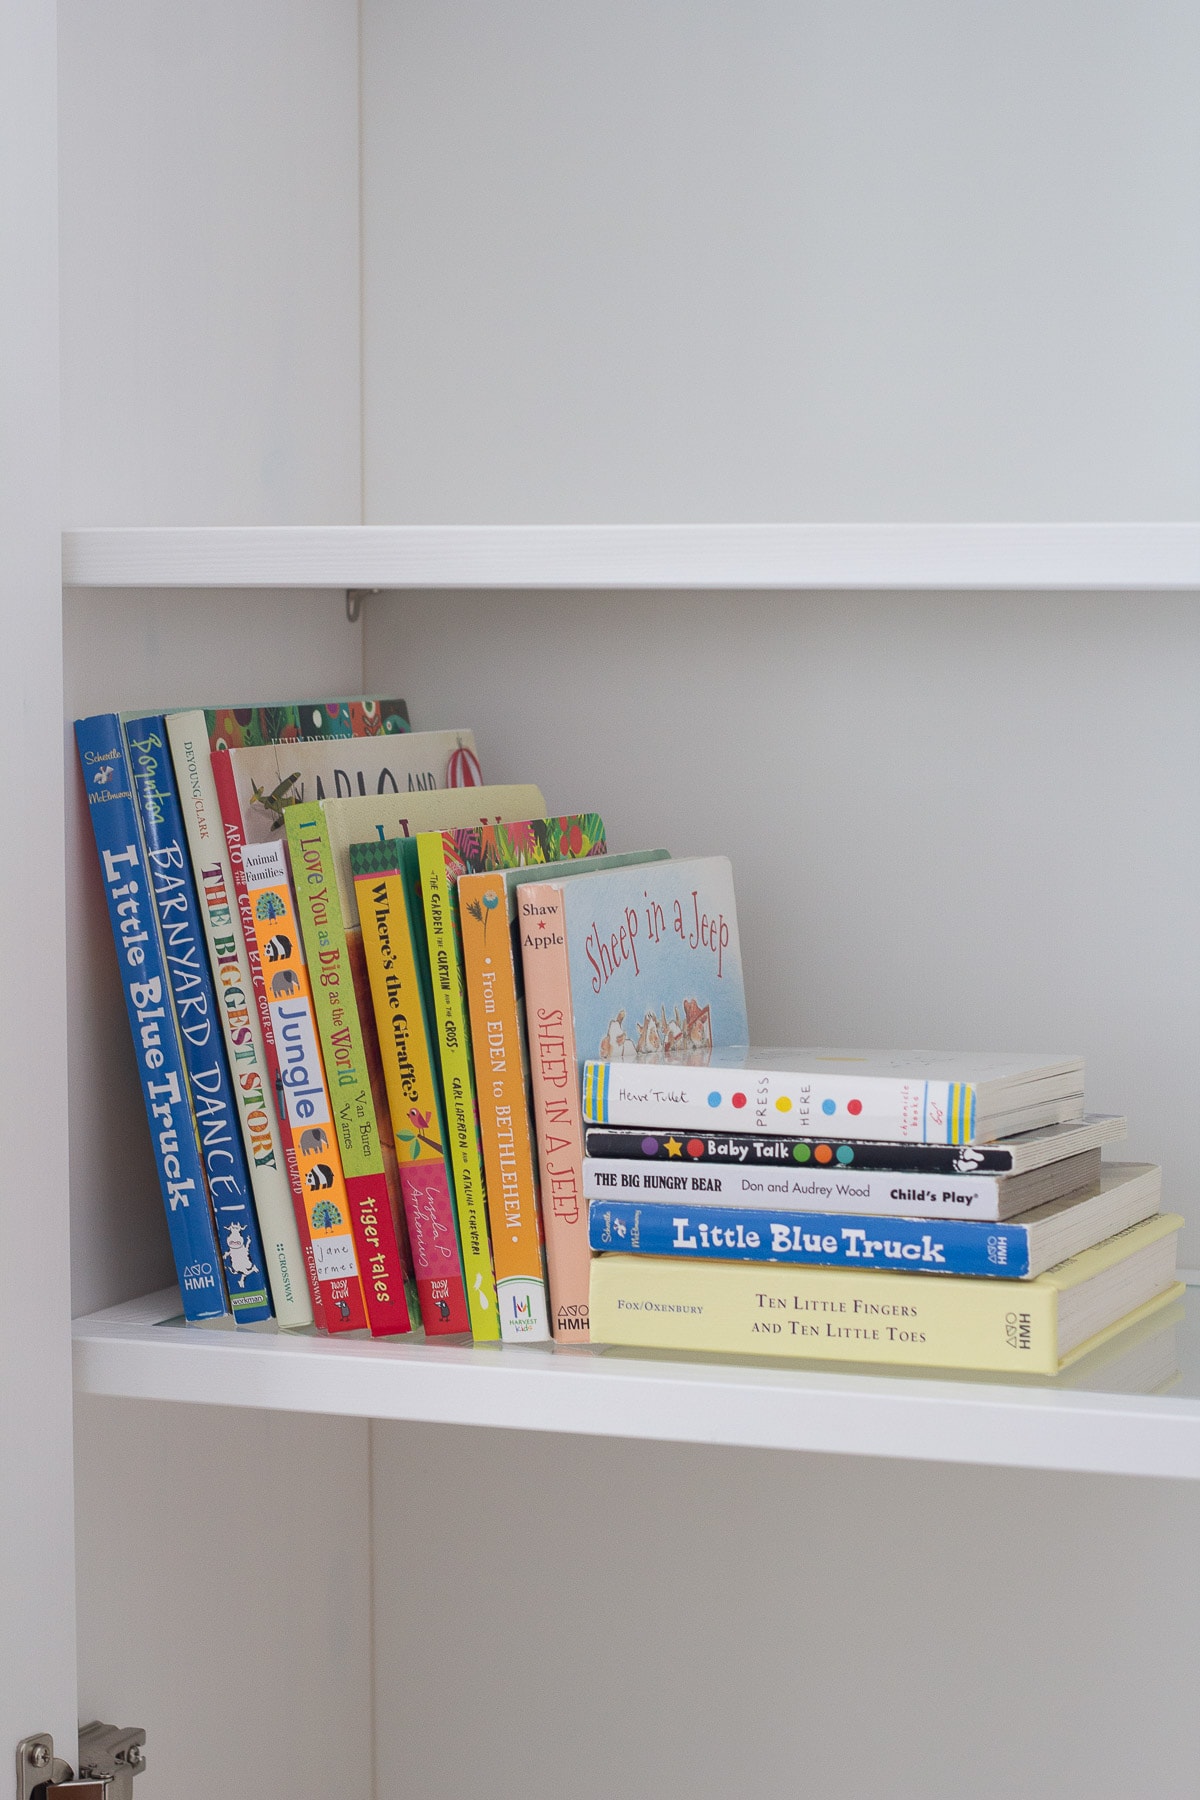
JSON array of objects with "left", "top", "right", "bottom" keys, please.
[{"left": 7, "top": 3, "right": 1200, "bottom": 1796}]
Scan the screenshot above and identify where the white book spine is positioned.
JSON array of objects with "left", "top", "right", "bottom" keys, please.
[
  {"left": 583, "top": 1158, "right": 1007, "bottom": 1220},
  {"left": 583, "top": 1062, "right": 975, "bottom": 1143}
]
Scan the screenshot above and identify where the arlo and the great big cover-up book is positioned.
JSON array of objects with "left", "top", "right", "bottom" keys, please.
[{"left": 519, "top": 855, "right": 748, "bottom": 1340}]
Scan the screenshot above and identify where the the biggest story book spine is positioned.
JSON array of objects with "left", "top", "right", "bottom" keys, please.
[
  {"left": 76, "top": 714, "right": 230, "bottom": 1324},
  {"left": 519, "top": 855, "right": 748, "bottom": 1341}
]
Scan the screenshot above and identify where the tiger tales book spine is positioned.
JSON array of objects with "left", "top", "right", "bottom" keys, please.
[
  {"left": 75, "top": 714, "right": 228, "bottom": 1324},
  {"left": 123, "top": 714, "right": 273, "bottom": 1324},
  {"left": 212, "top": 748, "right": 365, "bottom": 1332},
  {"left": 285, "top": 802, "right": 416, "bottom": 1337},
  {"left": 351, "top": 840, "right": 470, "bottom": 1335},
  {"left": 165, "top": 709, "right": 313, "bottom": 1329}
]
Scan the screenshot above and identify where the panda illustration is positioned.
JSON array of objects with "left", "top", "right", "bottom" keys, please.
[
  {"left": 264, "top": 934, "right": 292, "bottom": 962},
  {"left": 270, "top": 969, "right": 302, "bottom": 999},
  {"left": 298, "top": 1127, "right": 329, "bottom": 1156},
  {"left": 304, "top": 1163, "right": 336, "bottom": 1191}
]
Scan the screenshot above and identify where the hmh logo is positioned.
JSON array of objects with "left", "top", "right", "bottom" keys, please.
[
  {"left": 1005, "top": 1310, "right": 1032, "bottom": 1350},
  {"left": 556, "top": 1304, "right": 589, "bottom": 1332}
]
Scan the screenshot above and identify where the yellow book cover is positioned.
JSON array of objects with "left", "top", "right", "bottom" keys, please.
[{"left": 590, "top": 1214, "right": 1183, "bottom": 1375}]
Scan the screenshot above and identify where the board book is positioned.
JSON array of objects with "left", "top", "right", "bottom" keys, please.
[
  {"left": 285, "top": 803, "right": 415, "bottom": 1336},
  {"left": 124, "top": 714, "right": 274, "bottom": 1323},
  {"left": 351, "top": 838, "right": 469, "bottom": 1335},
  {"left": 520, "top": 855, "right": 748, "bottom": 1340},
  {"left": 583, "top": 1113, "right": 1128, "bottom": 1178},
  {"left": 590, "top": 1213, "right": 1184, "bottom": 1374},
  {"left": 459, "top": 849, "right": 670, "bottom": 1342},
  {"left": 584, "top": 1049, "right": 1085, "bottom": 1145},
  {"left": 418, "top": 815, "right": 608, "bottom": 1339},
  {"left": 76, "top": 714, "right": 229, "bottom": 1324},
  {"left": 222, "top": 728, "right": 481, "bottom": 845},
  {"left": 587, "top": 1162, "right": 1161, "bottom": 1279}
]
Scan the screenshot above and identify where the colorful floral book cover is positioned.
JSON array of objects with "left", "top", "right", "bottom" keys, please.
[
  {"left": 203, "top": 696, "right": 410, "bottom": 750},
  {"left": 416, "top": 815, "right": 607, "bottom": 1340},
  {"left": 520, "top": 855, "right": 747, "bottom": 1340},
  {"left": 459, "top": 849, "right": 666, "bottom": 1343},
  {"left": 123, "top": 713, "right": 274, "bottom": 1323},
  {"left": 75, "top": 714, "right": 228, "bottom": 1324},
  {"left": 223, "top": 728, "right": 482, "bottom": 846},
  {"left": 351, "top": 839, "right": 470, "bottom": 1335},
  {"left": 285, "top": 802, "right": 416, "bottom": 1336}
]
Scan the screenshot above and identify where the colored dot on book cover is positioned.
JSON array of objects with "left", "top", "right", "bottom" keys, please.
[
  {"left": 793, "top": 1144, "right": 811, "bottom": 1162},
  {"left": 732, "top": 1092, "right": 747, "bottom": 1109},
  {"left": 821, "top": 1098, "right": 837, "bottom": 1115},
  {"left": 641, "top": 1137, "right": 659, "bottom": 1155},
  {"left": 847, "top": 1099, "right": 863, "bottom": 1116},
  {"left": 836, "top": 1145, "right": 855, "bottom": 1164},
  {"left": 707, "top": 1091, "right": 722, "bottom": 1108},
  {"left": 774, "top": 1096, "right": 792, "bottom": 1113},
  {"left": 686, "top": 1138, "right": 704, "bottom": 1158},
  {"left": 814, "top": 1144, "right": 833, "bottom": 1164}
]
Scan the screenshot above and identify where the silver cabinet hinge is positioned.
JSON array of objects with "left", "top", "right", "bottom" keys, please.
[{"left": 16, "top": 1724, "right": 145, "bottom": 1800}]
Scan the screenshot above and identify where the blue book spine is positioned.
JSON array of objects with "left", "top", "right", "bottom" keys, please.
[
  {"left": 75, "top": 715, "right": 228, "bottom": 1322},
  {"left": 123, "top": 714, "right": 274, "bottom": 1321},
  {"left": 587, "top": 1198, "right": 1033, "bottom": 1277}
]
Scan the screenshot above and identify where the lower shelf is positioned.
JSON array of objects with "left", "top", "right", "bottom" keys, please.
[{"left": 72, "top": 1279, "right": 1200, "bottom": 1481}]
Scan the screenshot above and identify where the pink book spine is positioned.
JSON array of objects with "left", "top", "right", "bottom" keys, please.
[{"left": 518, "top": 883, "right": 591, "bottom": 1341}]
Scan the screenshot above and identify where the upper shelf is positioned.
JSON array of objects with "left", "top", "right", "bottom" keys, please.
[
  {"left": 61, "top": 524, "right": 1200, "bottom": 591},
  {"left": 73, "top": 1282, "right": 1200, "bottom": 1481}
]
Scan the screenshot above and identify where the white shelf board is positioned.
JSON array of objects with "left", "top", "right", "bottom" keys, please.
[
  {"left": 62, "top": 523, "right": 1200, "bottom": 591},
  {"left": 73, "top": 1283, "right": 1200, "bottom": 1481}
]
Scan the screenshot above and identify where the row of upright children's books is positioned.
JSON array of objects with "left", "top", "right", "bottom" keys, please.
[{"left": 78, "top": 695, "right": 1182, "bottom": 1377}]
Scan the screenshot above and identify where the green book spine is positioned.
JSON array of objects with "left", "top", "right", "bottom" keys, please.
[{"left": 414, "top": 834, "right": 501, "bottom": 1340}]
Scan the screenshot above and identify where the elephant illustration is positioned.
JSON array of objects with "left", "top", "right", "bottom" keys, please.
[{"left": 270, "top": 969, "right": 302, "bottom": 998}]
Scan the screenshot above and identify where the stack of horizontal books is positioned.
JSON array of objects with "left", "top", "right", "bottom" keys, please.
[{"left": 582, "top": 1050, "right": 1185, "bottom": 1375}]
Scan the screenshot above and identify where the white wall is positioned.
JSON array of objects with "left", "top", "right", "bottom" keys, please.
[
  {"left": 58, "top": 0, "right": 362, "bottom": 526},
  {"left": 362, "top": 0, "right": 1200, "bottom": 525}
]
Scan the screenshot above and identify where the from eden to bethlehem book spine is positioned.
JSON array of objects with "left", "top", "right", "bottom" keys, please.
[
  {"left": 212, "top": 751, "right": 366, "bottom": 1332},
  {"left": 351, "top": 838, "right": 470, "bottom": 1336},
  {"left": 521, "top": 853, "right": 748, "bottom": 1341},
  {"left": 165, "top": 710, "right": 312, "bottom": 1328},
  {"left": 285, "top": 802, "right": 415, "bottom": 1337},
  {"left": 422, "top": 814, "right": 610, "bottom": 1340},
  {"left": 413, "top": 833, "right": 501, "bottom": 1339},
  {"left": 123, "top": 714, "right": 273, "bottom": 1324},
  {"left": 76, "top": 714, "right": 229, "bottom": 1324},
  {"left": 589, "top": 1214, "right": 1184, "bottom": 1375}
]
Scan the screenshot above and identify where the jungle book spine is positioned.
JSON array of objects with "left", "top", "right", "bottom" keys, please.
[
  {"left": 285, "top": 803, "right": 414, "bottom": 1337},
  {"left": 212, "top": 750, "right": 365, "bottom": 1332},
  {"left": 351, "top": 839, "right": 469, "bottom": 1336},
  {"left": 123, "top": 714, "right": 273, "bottom": 1323},
  {"left": 76, "top": 713, "right": 228, "bottom": 1324},
  {"left": 165, "top": 708, "right": 312, "bottom": 1328}
]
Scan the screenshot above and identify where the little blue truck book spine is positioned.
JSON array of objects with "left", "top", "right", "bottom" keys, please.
[
  {"left": 587, "top": 1196, "right": 1039, "bottom": 1276},
  {"left": 76, "top": 713, "right": 228, "bottom": 1323},
  {"left": 123, "top": 714, "right": 273, "bottom": 1322}
]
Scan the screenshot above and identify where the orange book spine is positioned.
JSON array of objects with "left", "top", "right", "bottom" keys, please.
[
  {"left": 517, "top": 882, "right": 590, "bottom": 1340},
  {"left": 460, "top": 870, "right": 550, "bottom": 1341}
]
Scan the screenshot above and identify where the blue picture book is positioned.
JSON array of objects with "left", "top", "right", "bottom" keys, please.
[
  {"left": 123, "top": 713, "right": 273, "bottom": 1321},
  {"left": 76, "top": 713, "right": 229, "bottom": 1323}
]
